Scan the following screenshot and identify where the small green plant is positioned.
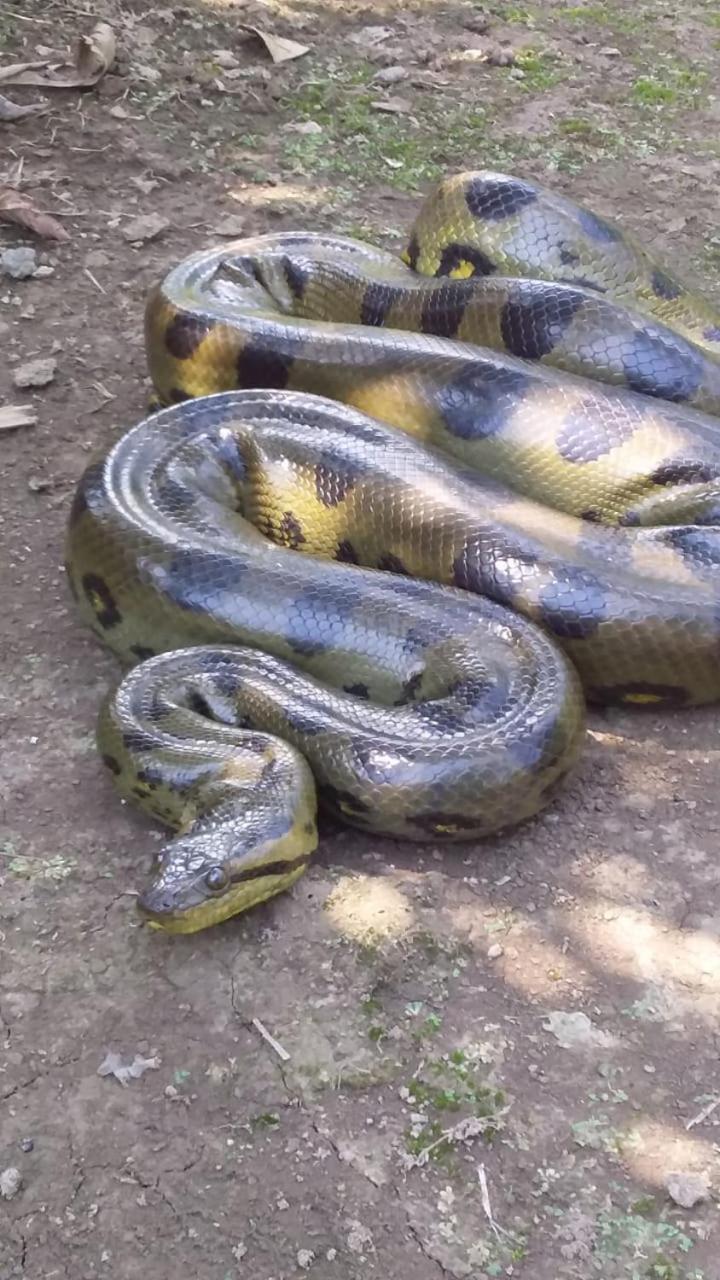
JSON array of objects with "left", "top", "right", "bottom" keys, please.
[{"left": 632, "top": 76, "right": 677, "bottom": 105}]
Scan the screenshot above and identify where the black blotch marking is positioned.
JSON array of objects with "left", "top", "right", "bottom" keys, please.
[
  {"left": 68, "top": 485, "right": 88, "bottom": 528},
  {"left": 650, "top": 268, "right": 683, "bottom": 301},
  {"left": 420, "top": 284, "right": 468, "bottom": 339},
  {"left": 303, "top": 819, "right": 316, "bottom": 835},
  {"left": 657, "top": 526, "right": 720, "bottom": 568},
  {"left": 500, "top": 282, "right": 585, "bottom": 360},
  {"left": 559, "top": 245, "right": 580, "bottom": 266},
  {"left": 285, "top": 707, "right": 325, "bottom": 736},
  {"left": 438, "top": 363, "right": 532, "bottom": 440},
  {"left": 343, "top": 682, "right": 370, "bottom": 699},
  {"left": 335, "top": 539, "right": 360, "bottom": 564},
  {"left": 123, "top": 727, "right": 162, "bottom": 754},
  {"left": 102, "top": 753, "right": 121, "bottom": 776},
  {"left": 211, "top": 667, "right": 242, "bottom": 699},
  {"left": 588, "top": 681, "right": 690, "bottom": 708},
  {"left": 560, "top": 275, "right": 607, "bottom": 294},
  {"left": 186, "top": 689, "right": 213, "bottom": 718},
  {"left": 130, "top": 644, "right": 156, "bottom": 662},
  {"left": 359, "top": 282, "right": 397, "bottom": 328},
  {"left": 536, "top": 566, "right": 608, "bottom": 639},
  {"left": 436, "top": 243, "right": 498, "bottom": 278},
  {"left": 315, "top": 453, "right": 363, "bottom": 508},
  {"left": 412, "top": 810, "right": 481, "bottom": 835},
  {"left": 650, "top": 460, "right": 717, "bottom": 487},
  {"left": 398, "top": 669, "right": 424, "bottom": 704},
  {"left": 277, "top": 511, "right": 306, "bottom": 549},
  {"left": 81, "top": 573, "right": 121, "bottom": 630},
  {"left": 703, "top": 325, "right": 720, "bottom": 343},
  {"left": 68, "top": 460, "right": 105, "bottom": 527},
  {"left": 168, "top": 387, "right": 191, "bottom": 404},
  {"left": 556, "top": 401, "right": 635, "bottom": 464},
  {"left": 165, "top": 312, "right": 216, "bottom": 360},
  {"left": 465, "top": 174, "right": 537, "bottom": 222},
  {"left": 287, "top": 582, "right": 355, "bottom": 657},
  {"left": 318, "top": 784, "right": 372, "bottom": 818},
  {"left": 377, "top": 552, "right": 411, "bottom": 576},
  {"left": 622, "top": 332, "right": 703, "bottom": 403},
  {"left": 580, "top": 508, "right": 604, "bottom": 524},
  {"left": 577, "top": 206, "right": 622, "bottom": 244},
  {"left": 452, "top": 542, "right": 537, "bottom": 610},
  {"left": 235, "top": 342, "right": 293, "bottom": 390},
  {"left": 283, "top": 256, "right": 310, "bottom": 301},
  {"left": 403, "top": 233, "right": 420, "bottom": 271}
]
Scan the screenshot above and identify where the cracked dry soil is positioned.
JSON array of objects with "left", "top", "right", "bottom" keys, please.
[{"left": 2, "top": 1, "right": 720, "bottom": 1277}]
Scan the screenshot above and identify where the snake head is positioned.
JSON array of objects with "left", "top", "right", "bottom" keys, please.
[{"left": 136, "top": 812, "right": 317, "bottom": 935}]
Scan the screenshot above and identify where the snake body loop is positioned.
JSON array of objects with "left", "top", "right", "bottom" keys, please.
[{"left": 66, "top": 170, "right": 720, "bottom": 933}]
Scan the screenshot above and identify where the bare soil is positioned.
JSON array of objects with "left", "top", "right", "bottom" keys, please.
[{"left": 1, "top": 1, "right": 719, "bottom": 1277}]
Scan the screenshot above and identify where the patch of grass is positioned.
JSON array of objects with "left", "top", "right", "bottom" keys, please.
[
  {"left": 279, "top": 63, "right": 502, "bottom": 192},
  {"left": 631, "top": 63, "right": 709, "bottom": 109},
  {"left": 632, "top": 76, "right": 677, "bottom": 105},
  {"left": 402, "top": 1048, "right": 507, "bottom": 1163},
  {"left": 594, "top": 1202, "right": 698, "bottom": 1280},
  {"left": 514, "top": 48, "right": 563, "bottom": 91}
]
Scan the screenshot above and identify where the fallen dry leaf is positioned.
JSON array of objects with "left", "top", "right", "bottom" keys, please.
[
  {"left": 371, "top": 96, "right": 413, "bottom": 114},
  {"left": 0, "top": 187, "right": 69, "bottom": 242},
  {"left": 243, "top": 26, "right": 310, "bottom": 64},
  {"left": 97, "top": 1051, "right": 161, "bottom": 1086},
  {"left": 0, "top": 22, "right": 115, "bottom": 89},
  {"left": 0, "top": 92, "right": 46, "bottom": 121},
  {"left": 0, "top": 405, "right": 38, "bottom": 432},
  {"left": 74, "top": 22, "right": 116, "bottom": 83}
]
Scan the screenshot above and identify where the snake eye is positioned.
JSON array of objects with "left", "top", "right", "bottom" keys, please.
[{"left": 205, "top": 866, "right": 229, "bottom": 893}]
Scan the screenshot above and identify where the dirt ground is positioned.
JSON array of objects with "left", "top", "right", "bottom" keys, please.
[{"left": 2, "top": 0, "right": 720, "bottom": 1276}]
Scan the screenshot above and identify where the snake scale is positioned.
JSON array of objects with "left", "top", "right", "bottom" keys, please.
[{"left": 66, "top": 169, "right": 720, "bottom": 933}]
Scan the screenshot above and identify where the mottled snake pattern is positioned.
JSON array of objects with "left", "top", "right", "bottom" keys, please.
[{"left": 66, "top": 170, "right": 720, "bottom": 932}]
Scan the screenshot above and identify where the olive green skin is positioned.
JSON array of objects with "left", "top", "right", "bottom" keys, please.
[
  {"left": 405, "top": 169, "right": 720, "bottom": 358},
  {"left": 67, "top": 393, "right": 586, "bottom": 930},
  {"left": 145, "top": 229, "right": 720, "bottom": 529},
  {"left": 66, "top": 169, "right": 720, "bottom": 932}
]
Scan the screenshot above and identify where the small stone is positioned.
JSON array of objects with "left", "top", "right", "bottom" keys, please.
[
  {"left": 33, "top": 264, "right": 54, "bottom": 278},
  {"left": 665, "top": 1171, "right": 710, "bottom": 1209},
  {"left": 232, "top": 1242, "right": 247, "bottom": 1261},
  {"left": 1, "top": 247, "right": 37, "bottom": 279},
  {"left": 121, "top": 213, "right": 169, "bottom": 244},
  {"left": 19, "top": 1138, "right": 34, "bottom": 1153},
  {"left": 297, "top": 1248, "right": 315, "bottom": 1269},
  {"left": 283, "top": 119, "right": 323, "bottom": 135},
  {"left": 212, "top": 214, "right": 247, "bottom": 237},
  {"left": 13, "top": 357, "right": 56, "bottom": 389},
  {"left": 544, "top": 1010, "right": 617, "bottom": 1050},
  {"left": 373, "top": 64, "right": 407, "bottom": 84},
  {"left": 0, "top": 1167, "right": 22, "bottom": 1199},
  {"left": 213, "top": 49, "right": 240, "bottom": 69},
  {"left": 487, "top": 943, "right": 504, "bottom": 960}
]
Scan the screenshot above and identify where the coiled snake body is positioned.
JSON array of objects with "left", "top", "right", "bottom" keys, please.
[{"left": 66, "top": 170, "right": 720, "bottom": 933}]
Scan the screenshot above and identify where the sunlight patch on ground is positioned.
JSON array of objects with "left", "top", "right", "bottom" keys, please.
[
  {"left": 567, "top": 898, "right": 720, "bottom": 1020},
  {"left": 620, "top": 1118, "right": 716, "bottom": 1188},
  {"left": 323, "top": 872, "right": 415, "bottom": 942},
  {"left": 228, "top": 181, "right": 332, "bottom": 210}
]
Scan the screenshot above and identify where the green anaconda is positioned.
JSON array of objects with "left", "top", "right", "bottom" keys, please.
[{"left": 66, "top": 169, "right": 720, "bottom": 933}]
